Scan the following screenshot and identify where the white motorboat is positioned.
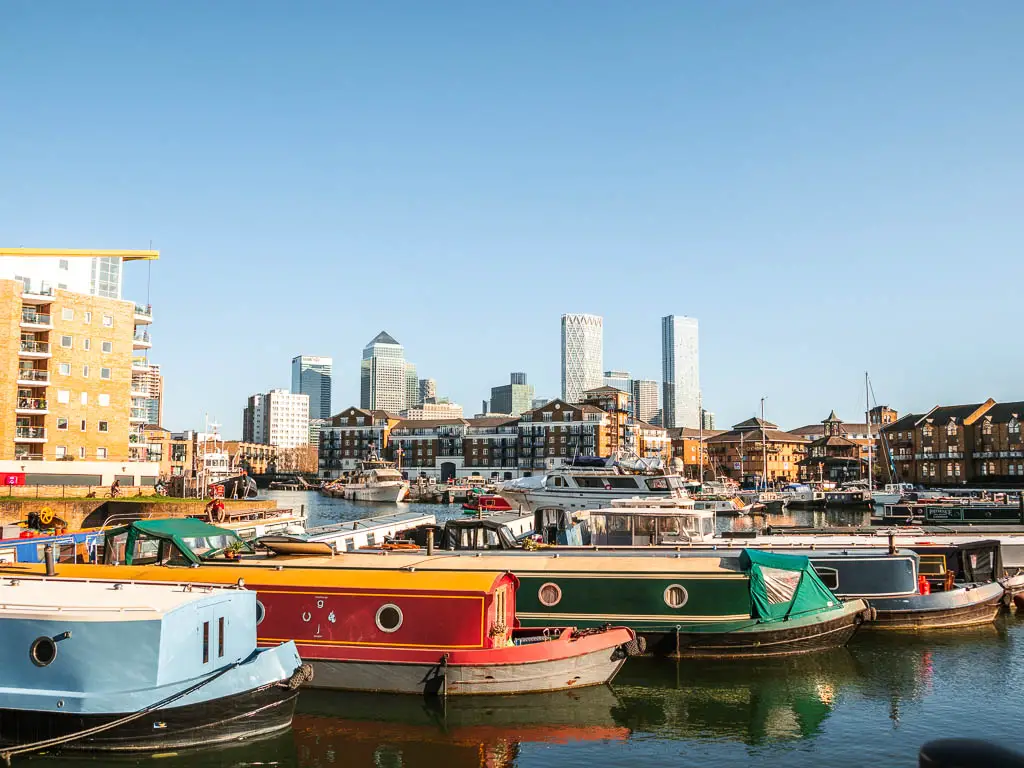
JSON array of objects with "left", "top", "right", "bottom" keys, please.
[
  {"left": 872, "top": 483, "right": 915, "bottom": 506},
  {"left": 323, "top": 459, "right": 409, "bottom": 503},
  {"left": 499, "top": 465, "right": 690, "bottom": 512}
]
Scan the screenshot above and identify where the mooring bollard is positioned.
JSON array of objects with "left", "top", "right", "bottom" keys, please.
[{"left": 44, "top": 544, "right": 56, "bottom": 577}]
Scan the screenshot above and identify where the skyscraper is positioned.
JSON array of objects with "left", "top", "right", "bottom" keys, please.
[
  {"left": 603, "top": 370, "right": 631, "bottom": 393},
  {"left": 291, "top": 355, "right": 333, "bottom": 419},
  {"left": 561, "top": 314, "right": 603, "bottom": 404},
  {"left": 490, "top": 372, "right": 535, "bottom": 416},
  {"left": 631, "top": 379, "right": 660, "bottom": 424},
  {"left": 243, "top": 389, "right": 309, "bottom": 447},
  {"left": 418, "top": 378, "right": 437, "bottom": 403},
  {"left": 360, "top": 331, "right": 407, "bottom": 412},
  {"left": 405, "top": 363, "right": 419, "bottom": 410},
  {"left": 661, "top": 315, "right": 700, "bottom": 428}
]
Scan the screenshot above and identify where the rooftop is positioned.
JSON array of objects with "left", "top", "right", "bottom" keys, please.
[{"left": 0, "top": 247, "right": 159, "bottom": 262}]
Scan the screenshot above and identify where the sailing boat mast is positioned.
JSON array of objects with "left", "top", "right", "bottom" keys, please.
[
  {"left": 866, "top": 372, "right": 873, "bottom": 492},
  {"left": 698, "top": 391, "right": 704, "bottom": 482},
  {"left": 761, "top": 397, "right": 768, "bottom": 490}
]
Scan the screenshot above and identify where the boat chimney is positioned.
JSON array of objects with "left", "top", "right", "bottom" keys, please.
[
  {"left": 44, "top": 544, "right": 56, "bottom": 577},
  {"left": 427, "top": 529, "right": 435, "bottom": 556},
  {"left": 888, "top": 533, "right": 896, "bottom": 556}
]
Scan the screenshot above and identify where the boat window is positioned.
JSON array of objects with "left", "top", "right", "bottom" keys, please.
[
  {"left": 663, "top": 584, "right": 688, "bottom": 608},
  {"left": 181, "top": 535, "right": 236, "bottom": 559},
  {"left": 367, "top": 533, "right": 376, "bottom": 547},
  {"left": 574, "top": 477, "right": 608, "bottom": 488},
  {"left": 702, "top": 517, "right": 715, "bottom": 537},
  {"left": 30, "top": 636, "right": 57, "bottom": 667},
  {"left": 606, "top": 477, "right": 639, "bottom": 489},
  {"left": 551, "top": 476, "right": 564, "bottom": 487},
  {"left": 256, "top": 600, "right": 266, "bottom": 625},
  {"left": 646, "top": 477, "right": 670, "bottom": 491},
  {"left": 813, "top": 566, "right": 840, "bottom": 591},
  {"left": 375, "top": 604, "right": 403, "bottom": 633},
  {"left": 131, "top": 537, "right": 161, "bottom": 565},
  {"left": 606, "top": 515, "right": 631, "bottom": 534},
  {"left": 589, "top": 514, "right": 607, "bottom": 535},
  {"left": 345, "top": 538, "right": 355, "bottom": 552},
  {"left": 965, "top": 550, "right": 995, "bottom": 582},
  {"left": 635, "top": 516, "right": 656, "bottom": 535},
  {"left": 918, "top": 555, "right": 946, "bottom": 576},
  {"left": 202, "top": 621, "right": 210, "bottom": 663},
  {"left": 538, "top": 582, "right": 562, "bottom": 607},
  {"left": 761, "top": 566, "right": 802, "bottom": 604},
  {"left": 658, "top": 516, "right": 684, "bottom": 538},
  {"left": 218, "top": 617, "right": 225, "bottom": 658},
  {"left": 105, "top": 532, "right": 128, "bottom": 564}
]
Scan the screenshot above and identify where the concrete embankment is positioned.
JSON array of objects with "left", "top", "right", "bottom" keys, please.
[{"left": 0, "top": 498, "right": 277, "bottom": 529}]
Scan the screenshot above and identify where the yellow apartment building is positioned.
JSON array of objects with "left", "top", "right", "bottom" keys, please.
[{"left": 0, "top": 248, "right": 162, "bottom": 486}]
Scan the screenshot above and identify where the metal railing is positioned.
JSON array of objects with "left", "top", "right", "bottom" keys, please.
[
  {"left": 21, "top": 311, "right": 51, "bottom": 325},
  {"left": 16, "top": 397, "right": 47, "bottom": 410},
  {"left": 13, "top": 452, "right": 43, "bottom": 461},
  {"left": 19, "top": 341, "right": 50, "bottom": 354},
  {"left": 134, "top": 304, "right": 152, "bottom": 317},
  {"left": 15, "top": 426, "right": 46, "bottom": 439},
  {"left": 17, "top": 369, "right": 49, "bottom": 382},
  {"left": 133, "top": 331, "right": 151, "bottom": 343}
]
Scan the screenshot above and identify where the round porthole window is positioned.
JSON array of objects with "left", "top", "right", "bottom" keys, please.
[
  {"left": 30, "top": 636, "right": 57, "bottom": 667},
  {"left": 538, "top": 582, "right": 562, "bottom": 607},
  {"left": 375, "top": 604, "right": 403, "bottom": 633},
  {"left": 256, "top": 600, "right": 266, "bottom": 626},
  {"left": 663, "top": 584, "right": 688, "bottom": 609}
]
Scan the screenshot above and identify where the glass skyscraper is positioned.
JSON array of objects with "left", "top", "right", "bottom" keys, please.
[
  {"left": 661, "top": 315, "right": 700, "bottom": 428},
  {"left": 291, "top": 355, "right": 333, "bottom": 420},
  {"left": 360, "top": 332, "right": 408, "bottom": 413},
  {"left": 561, "top": 314, "right": 603, "bottom": 404}
]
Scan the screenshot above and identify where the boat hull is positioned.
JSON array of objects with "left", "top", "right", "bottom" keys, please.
[
  {"left": 293, "top": 628, "right": 632, "bottom": 695},
  {"left": 864, "top": 582, "right": 1006, "bottom": 630},
  {"left": 654, "top": 600, "right": 869, "bottom": 659},
  {"left": 499, "top": 487, "right": 676, "bottom": 513},
  {"left": 0, "top": 683, "right": 299, "bottom": 753},
  {"left": 343, "top": 483, "right": 409, "bottom": 503}
]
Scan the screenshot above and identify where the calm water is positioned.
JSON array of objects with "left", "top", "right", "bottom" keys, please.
[{"left": 29, "top": 492, "right": 1024, "bottom": 767}]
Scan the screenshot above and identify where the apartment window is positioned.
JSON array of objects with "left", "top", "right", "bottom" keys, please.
[
  {"left": 98, "top": 394, "right": 110, "bottom": 406},
  {"left": 84, "top": 311, "right": 91, "bottom": 324},
  {"left": 97, "top": 447, "right": 107, "bottom": 459},
  {"left": 102, "top": 315, "right": 113, "bottom": 327},
  {"left": 78, "top": 447, "right": 86, "bottom": 459},
  {"left": 1011, "top": 420, "right": 1021, "bottom": 435},
  {"left": 61, "top": 308, "right": 74, "bottom": 321},
  {"left": 102, "top": 341, "right": 112, "bottom": 353},
  {"left": 98, "top": 421, "right": 109, "bottom": 433},
  {"left": 1011, "top": 465, "right": 1017, "bottom": 476},
  {"left": 80, "top": 420, "right": 87, "bottom": 431},
  {"left": 83, "top": 338, "right": 90, "bottom": 351},
  {"left": 57, "top": 390, "right": 70, "bottom": 404},
  {"left": 55, "top": 446, "right": 66, "bottom": 459},
  {"left": 80, "top": 392, "right": 88, "bottom": 405},
  {"left": 58, "top": 259, "right": 69, "bottom": 270},
  {"left": 100, "top": 367, "right": 111, "bottom": 380},
  {"left": 60, "top": 335, "right": 72, "bottom": 348},
  {"left": 57, "top": 418, "right": 68, "bottom": 430},
  {"left": 59, "top": 363, "right": 71, "bottom": 376},
  {"left": 82, "top": 365, "right": 89, "bottom": 378}
]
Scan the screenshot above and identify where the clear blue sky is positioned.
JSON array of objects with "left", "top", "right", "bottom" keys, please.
[{"left": 3, "top": 2, "right": 1022, "bottom": 435}]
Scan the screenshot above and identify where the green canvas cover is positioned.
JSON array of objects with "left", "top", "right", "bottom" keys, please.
[
  {"left": 107, "top": 519, "right": 240, "bottom": 565},
  {"left": 739, "top": 549, "right": 840, "bottom": 623}
]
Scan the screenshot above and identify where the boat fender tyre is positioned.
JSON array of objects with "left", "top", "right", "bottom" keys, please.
[
  {"left": 623, "top": 636, "right": 647, "bottom": 657},
  {"left": 286, "top": 664, "right": 315, "bottom": 690},
  {"left": 1002, "top": 591, "right": 1013, "bottom": 609},
  {"left": 868, "top": 606, "right": 878, "bottom": 622}
]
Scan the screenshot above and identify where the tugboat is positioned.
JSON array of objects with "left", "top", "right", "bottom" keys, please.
[{"left": 0, "top": 574, "right": 306, "bottom": 757}]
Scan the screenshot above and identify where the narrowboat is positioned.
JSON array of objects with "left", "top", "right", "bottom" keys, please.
[
  {"left": 0, "top": 527, "right": 99, "bottom": 565},
  {"left": 0, "top": 577, "right": 305, "bottom": 755},
  {"left": 878, "top": 499, "right": 1024, "bottom": 526},
  {"left": 7, "top": 519, "right": 635, "bottom": 695}
]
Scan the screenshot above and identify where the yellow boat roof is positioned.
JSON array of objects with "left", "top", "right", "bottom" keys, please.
[{"left": 0, "top": 562, "right": 511, "bottom": 594}]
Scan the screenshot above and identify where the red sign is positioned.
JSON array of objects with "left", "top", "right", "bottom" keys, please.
[{"left": 2, "top": 473, "right": 25, "bottom": 486}]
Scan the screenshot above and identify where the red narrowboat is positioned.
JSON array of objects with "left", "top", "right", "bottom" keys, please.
[{"left": 462, "top": 494, "right": 515, "bottom": 513}]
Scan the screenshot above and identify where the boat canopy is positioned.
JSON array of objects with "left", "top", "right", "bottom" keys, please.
[
  {"left": 739, "top": 549, "right": 840, "bottom": 623},
  {"left": 104, "top": 519, "right": 244, "bottom": 565}
]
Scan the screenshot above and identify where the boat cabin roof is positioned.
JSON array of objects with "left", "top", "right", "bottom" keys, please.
[{"left": 0, "top": 576, "right": 234, "bottom": 618}]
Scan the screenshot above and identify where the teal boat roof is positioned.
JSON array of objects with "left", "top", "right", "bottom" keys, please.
[
  {"left": 106, "top": 519, "right": 241, "bottom": 565},
  {"left": 739, "top": 548, "right": 841, "bottom": 622}
]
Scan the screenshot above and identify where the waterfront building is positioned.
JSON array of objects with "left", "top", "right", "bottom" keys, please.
[
  {"left": 463, "top": 417, "right": 521, "bottom": 480},
  {"left": 291, "top": 355, "right": 332, "bottom": 420},
  {"left": 318, "top": 407, "right": 401, "bottom": 479},
  {"left": 705, "top": 418, "right": 808, "bottom": 485},
  {"left": 308, "top": 418, "right": 327, "bottom": 449},
  {"left": 629, "top": 420, "right": 672, "bottom": 464},
  {"left": 418, "top": 378, "right": 436, "bottom": 404},
  {"left": 661, "top": 315, "right": 700, "bottom": 429},
  {"left": 490, "top": 372, "right": 535, "bottom": 417},
  {"left": 561, "top": 314, "right": 603, "bottom": 404},
  {"left": 0, "top": 248, "right": 161, "bottom": 485},
  {"left": 630, "top": 379, "right": 659, "bottom": 424},
  {"left": 603, "top": 370, "right": 631, "bottom": 393},
  {"left": 581, "top": 386, "right": 630, "bottom": 456},
  {"left": 701, "top": 409, "right": 716, "bottom": 430},
  {"left": 518, "top": 399, "right": 612, "bottom": 472},
  {"left": 797, "top": 411, "right": 866, "bottom": 484},
  {"left": 789, "top": 409, "right": 894, "bottom": 466},
  {"left": 242, "top": 389, "right": 309, "bottom": 448},
  {"left": 401, "top": 401, "right": 464, "bottom": 420},
  {"left": 359, "top": 331, "right": 407, "bottom": 412},
  {"left": 668, "top": 427, "right": 723, "bottom": 480},
  {"left": 388, "top": 418, "right": 467, "bottom": 481},
  {"left": 221, "top": 441, "right": 278, "bottom": 475}
]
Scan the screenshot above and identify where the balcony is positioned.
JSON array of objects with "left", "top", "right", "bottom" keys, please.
[
  {"left": 17, "top": 369, "right": 49, "bottom": 387},
  {"left": 20, "top": 310, "right": 52, "bottom": 329},
  {"left": 132, "top": 330, "right": 152, "bottom": 350},
  {"left": 15, "top": 397, "right": 48, "bottom": 415},
  {"left": 15, "top": 426, "right": 47, "bottom": 442},
  {"left": 130, "top": 408, "right": 148, "bottom": 423},
  {"left": 13, "top": 449, "right": 44, "bottom": 461},
  {"left": 134, "top": 304, "right": 153, "bottom": 324},
  {"left": 19, "top": 340, "right": 51, "bottom": 358},
  {"left": 132, "top": 356, "right": 150, "bottom": 371},
  {"left": 21, "top": 286, "right": 54, "bottom": 305}
]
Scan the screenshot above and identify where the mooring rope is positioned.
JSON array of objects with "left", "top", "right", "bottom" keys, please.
[{"left": 0, "top": 657, "right": 246, "bottom": 765}]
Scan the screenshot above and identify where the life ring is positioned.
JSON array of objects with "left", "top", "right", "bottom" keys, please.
[{"left": 38, "top": 507, "right": 55, "bottom": 526}]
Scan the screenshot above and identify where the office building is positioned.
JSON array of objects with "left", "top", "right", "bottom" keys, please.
[
  {"left": 0, "top": 248, "right": 162, "bottom": 484},
  {"left": 359, "top": 331, "right": 407, "bottom": 412},
  {"left": 490, "top": 372, "right": 535, "bottom": 417},
  {"left": 603, "top": 370, "right": 631, "bottom": 393},
  {"left": 291, "top": 355, "right": 332, "bottom": 420},
  {"left": 243, "top": 389, "right": 309, "bottom": 448},
  {"left": 561, "top": 313, "right": 603, "bottom": 404},
  {"left": 401, "top": 401, "right": 464, "bottom": 420},
  {"left": 630, "top": 379, "right": 660, "bottom": 424},
  {"left": 419, "top": 378, "right": 436, "bottom": 404},
  {"left": 701, "top": 409, "right": 716, "bottom": 430},
  {"left": 405, "top": 363, "right": 420, "bottom": 410},
  {"left": 661, "top": 315, "right": 700, "bottom": 429}
]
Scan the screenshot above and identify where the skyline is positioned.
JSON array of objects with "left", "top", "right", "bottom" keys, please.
[{"left": 4, "top": 2, "right": 1023, "bottom": 435}]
